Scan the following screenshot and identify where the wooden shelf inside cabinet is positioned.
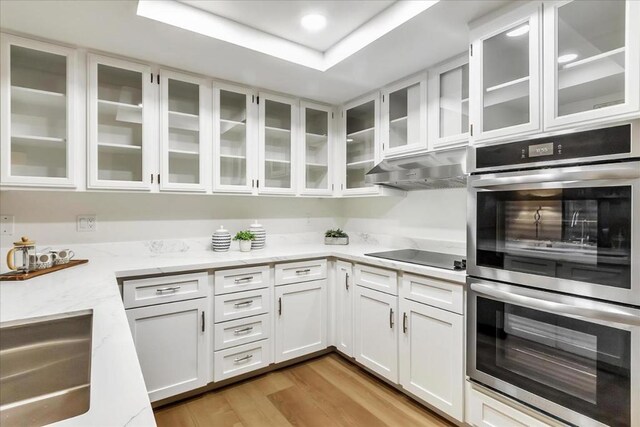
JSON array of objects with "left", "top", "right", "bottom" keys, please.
[
  {"left": 483, "top": 76, "right": 529, "bottom": 108},
  {"left": 12, "top": 135, "right": 66, "bottom": 147},
  {"left": 220, "top": 119, "right": 246, "bottom": 138},
  {"left": 558, "top": 47, "right": 625, "bottom": 91},
  {"left": 98, "top": 142, "right": 142, "bottom": 152},
  {"left": 390, "top": 116, "right": 408, "bottom": 124},
  {"left": 98, "top": 99, "right": 142, "bottom": 124},
  {"left": 305, "top": 132, "right": 328, "bottom": 145},
  {"left": 220, "top": 154, "right": 246, "bottom": 160},
  {"left": 265, "top": 158, "right": 291, "bottom": 164},
  {"left": 168, "top": 111, "right": 199, "bottom": 132},
  {"left": 11, "top": 85, "right": 65, "bottom": 108},
  {"left": 306, "top": 163, "right": 328, "bottom": 168},
  {"left": 346, "top": 159, "right": 374, "bottom": 168},
  {"left": 168, "top": 149, "right": 199, "bottom": 158},
  {"left": 347, "top": 127, "right": 375, "bottom": 138}
]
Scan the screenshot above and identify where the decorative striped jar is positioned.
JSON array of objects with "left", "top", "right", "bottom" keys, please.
[
  {"left": 212, "top": 226, "right": 231, "bottom": 252},
  {"left": 250, "top": 220, "right": 266, "bottom": 250}
]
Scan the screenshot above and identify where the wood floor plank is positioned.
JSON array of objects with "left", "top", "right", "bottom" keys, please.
[
  {"left": 154, "top": 403, "right": 197, "bottom": 427},
  {"left": 223, "top": 381, "right": 294, "bottom": 427},
  {"left": 267, "top": 384, "right": 338, "bottom": 427},
  {"left": 249, "top": 370, "right": 295, "bottom": 395},
  {"left": 186, "top": 392, "right": 243, "bottom": 427}
]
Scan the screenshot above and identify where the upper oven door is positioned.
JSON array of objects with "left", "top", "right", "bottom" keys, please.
[{"left": 467, "top": 161, "right": 640, "bottom": 306}]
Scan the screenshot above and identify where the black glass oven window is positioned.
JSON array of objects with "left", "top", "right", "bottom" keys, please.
[
  {"left": 476, "top": 296, "right": 631, "bottom": 426},
  {"left": 476, "top": 186, "right": 632, "bottom": 288}
]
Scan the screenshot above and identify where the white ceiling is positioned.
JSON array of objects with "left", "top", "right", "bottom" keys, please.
[
  {"left": 180, "top": 0, "right": 395, "bottom": 52},
  {"left": 0, "top": 0, "right": 509, "bottom": 105}
]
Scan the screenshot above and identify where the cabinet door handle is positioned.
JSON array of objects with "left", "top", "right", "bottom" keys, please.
[
  {"left": 156, "top": 286, "right": 180, "bottom": 294},
  {"left": 295, "top": 269, "right": 311, "bottom": 274},
  {"left": 233, "top": 354, "right": 253, "bottom": 363},
  {"left": 345, "top": 272, "right": 349, "bottom": 290},
  {"left": 233, "top": 300, "right": 254, "bottom": 308},
  {"left": 278, "top": 297, "right": 282, "bottom": 315},
  {"left": 234, "top": 276, "right": 254, "bottom": 284},
  {"left": 403, "top": 312, "right": 407, "bottom": 334},
  {"left": 233, "top": 326, "right": 254, "bottom": 335},
  {"left": 202, "top": 311, "right": 205, "bottom": 332},
  {"left": 389, "top": 308, "right": 394, "bottom": 329}
]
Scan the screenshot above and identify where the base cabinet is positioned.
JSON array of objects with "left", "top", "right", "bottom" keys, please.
[
  {"left": 274, "top": 280, "right": 327, "bottom": 363},
  {"left": 399, "top": 298, "right": 463, "bottom": 421},
  {"left": 335, "top": 261, "right": 354, "bottom": 356},
  {"left": 126, "top": 298, "right": 210, "bottom": 402},
  {"left": 354, "top": 285, "right": 398, "bottom": 382}
]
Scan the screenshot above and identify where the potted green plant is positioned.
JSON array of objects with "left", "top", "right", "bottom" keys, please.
[
  {"left": 324, "top": 228, "right": 349, "bottom": 245},
  {"left": 233, "top": 230, "right": 255, "bottom": 252}
]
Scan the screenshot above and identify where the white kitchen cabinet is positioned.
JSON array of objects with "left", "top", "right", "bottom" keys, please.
[
  {"left": 87, "top": 54, "right": 155, "bottom": 190},
  {"left": 0, "top": 34, "right": 77, "bottom": 188},
  {"left": 258, "top": 92, "right": 298, "bottom": 195},
  {"left": 428, "top": 54, "right": 470, "bottom": 149},
  {"left": 543, "top": 0, "right": 640, "bottom": 130},
  {"left": 213, "top": 82, "right": 257, "bottom": 193},
  {"left": 127, "top": 298, "right": 210, "bottom": 402},
  {"left": 274, "top": 279, "right": 327, "bottom": 363},
  {"left": 381, "top": 73, "right": 428, "bottom": 157},
  {"left": 159, "top": 69, "right": 210, "bottom": 192},
  {"left": 335, "top": 261, "right": 354, "bottom": 357},
  {"left": 354, "top": 285, "right": 398, "bottom": 382},
  {"left": 399, "top": 298, "right": 464, "bottom": 421},
  {"left": 340, "top": 93, "right": 381, "bottom": 195},
  {"left": 300, "top": 101, "right": 333, "bottom": 196},
  {"left": 469, "top": 1, "right": 542, "bottom": 143}
]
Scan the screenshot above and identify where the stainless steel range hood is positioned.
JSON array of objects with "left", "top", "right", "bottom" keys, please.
[{"left": 365, "top": 147, "right": 467, "bottom": 190}]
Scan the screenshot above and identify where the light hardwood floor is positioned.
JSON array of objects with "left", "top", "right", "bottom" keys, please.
[{"left": 154, "top": 354, "right": 454, "bottom": 427}]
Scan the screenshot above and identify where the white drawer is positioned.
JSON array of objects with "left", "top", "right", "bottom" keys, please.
[
  {"left": 214, "top": 288, "right": 271, "bottom": 323},
  {"left": 214, "top": 339, "right": 271, "bottom": 382},
  {"left": 123, "top": 272, "right": 209, "bottom": 309},
  {"left": 214, "top": 313, "right": 271, "bottom": 351},
  {"left": 214, "top": 265, "right": 270, "bottom": 295},
  {"left": 401, "top": 273, "right": 464, "bottom": 314},
  {"left": 354, "top": 264, "right": 398, "bottom": 295},
  {"left": 275, "top": 259, "right": 327, "bottom": 286}
]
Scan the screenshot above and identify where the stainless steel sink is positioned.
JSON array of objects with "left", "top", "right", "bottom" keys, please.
[{"left": 0, "top": 310, "right": 93, "bottom": 426}]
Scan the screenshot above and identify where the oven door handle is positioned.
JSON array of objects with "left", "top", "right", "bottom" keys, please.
[
  {"left": 470, "top": 281, "right": 640, "bottom": 327},
  {"left": 470, "top": 163, "right": 640, "bottom": 189}
]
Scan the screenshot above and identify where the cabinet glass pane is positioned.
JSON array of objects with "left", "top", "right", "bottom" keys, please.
[
  {"left": 388, "top": 83, "right": 420, "bottom": 149},
  {"left": 219, "top": 90, "right": 248, "bottom": 186},
  {"left": 168, "top": 79, "right": 200, "bottom": 184},
  {"left": 97, "top": 64, "right": 143, "bottom": 182},
  {"left": 440, "top": 64, "right": 469, "bottom": 138},
  {"left": 264, "top": 100, "right": 291, "bottom": 189},
  {"left": 346, "top": 101, "right": 375, "bottom": 189},
  {"left": 10, "top": 45, "right": 67, "bottom": 178},
  {"left": 305, "top": 108, "right": 329, "bottom": 190},
  {"left": 556, "top": 0, "right": 625, "bottom": 116},
  {"left": 483, "top": 22, "right": 530, "bottom": 132}
]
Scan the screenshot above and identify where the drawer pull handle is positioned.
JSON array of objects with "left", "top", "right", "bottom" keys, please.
[
  {"left": 234, "top": 300, "right": 254, "bottom": 308},
  {"left": 403, "top": 312, "right": 407, "bottom": 334},
  {"left": 156, "top": 286, "right": 181, "bottom": 294},
  {"left": 233, "top": 326, "right": 254, "bottom": 335},
  {"left": 234, "top": 276, "right": 254, "bottom": 284},
  {"left": 234, "top": 354, "right": 253, "bottom": 363},
  {"left": 389, "top": 308, "right": 394, "bottom": 329},
  {"left": 295, "top": 269, "right": 311, "bottom": 274},
  {"left": 345, "top": 272, "right": 349, "bottom": 290}
]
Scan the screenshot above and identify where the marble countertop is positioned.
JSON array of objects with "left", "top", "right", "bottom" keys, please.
[{"left": 0, "top": 236, "right": 466, "bottom": 427}]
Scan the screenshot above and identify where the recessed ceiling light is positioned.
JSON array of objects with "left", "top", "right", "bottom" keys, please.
[
  {"left": 558, "top": 53, "right": 578, "bottom": 64},
  {"left": 506, "top": 24, "right": 529, "bottom": 37},
  {"left": 301, "top": 14, "right": 327, "bottom": 32}
]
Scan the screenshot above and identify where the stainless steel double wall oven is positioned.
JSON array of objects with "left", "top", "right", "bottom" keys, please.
[{"left": 466, "top": 121, "right": 640, "bottom": 427}]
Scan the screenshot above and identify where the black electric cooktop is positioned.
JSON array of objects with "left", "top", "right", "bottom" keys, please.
[{"left": 365, "top": 249, "right": 466, "bottom": 271}]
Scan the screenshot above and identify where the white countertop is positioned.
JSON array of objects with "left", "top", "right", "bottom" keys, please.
[{"left": 0, "top": 238, "right": 466, "bottom": 427}]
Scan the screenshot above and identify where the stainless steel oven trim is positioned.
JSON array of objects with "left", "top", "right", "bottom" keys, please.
[
  {"left": 467, "top": 161, "right": 640, "bottom": 306},
  {"left": 467, "top": 278, "right": 640, "bottom": 427},
  {"left": 467, "top": 119, "right": 640, "bottom": 174}
]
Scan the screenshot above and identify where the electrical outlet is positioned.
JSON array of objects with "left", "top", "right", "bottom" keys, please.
[
  {"left": 77, "top": 215, "right": 97, "bottom": 232},
  {"left": 1, "top": 215, "right": 14, "bottom": 235}
]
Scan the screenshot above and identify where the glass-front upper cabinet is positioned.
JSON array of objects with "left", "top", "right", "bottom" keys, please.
[
  {"left": 300, "top": 102, "right": 332, "bottom": 196},
  {"left": 381, "top": 74, "right": 427, "bottom": 157},
  {"left": 159, "top": 70, "right": 209, "bottom": 192},
  {"left": 0, "top": 35, "right": 76, "bottom": 187},
  {"left": 258, "top": 92, "right": 297, "bottom": 195},
  {"left": 342, "top": 93, "right": 380, "bottom": 195},
  {"left": 543, "top": 0, "right": 640, "bottom": 129},
  {"left": 428, "top": 54, "right": 469, "bottom": 149},
  {"left": 470, "top": 2, "right": 542, "bottom": 143},
  {"left": 87, "top": 54, "right": 154, "bottom": 190},
  {"left": 213, "top": 83, "right": 255, "bottom": 193}
]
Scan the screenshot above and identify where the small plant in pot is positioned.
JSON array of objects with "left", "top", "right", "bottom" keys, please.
[
  {"left": 325, "top": 229, "right": 349, "bottom": 245},
  {"left": 233, "top": 230, "right": 255, "bottom": 252}
]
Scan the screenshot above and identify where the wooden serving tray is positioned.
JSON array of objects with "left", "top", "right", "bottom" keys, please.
[{"left": 0, "top": 259, "right": 88, "bottom": 281}]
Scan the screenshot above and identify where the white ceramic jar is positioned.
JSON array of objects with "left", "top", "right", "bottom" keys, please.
[
  {"left": 250, "top": 220, "right": 266, "bottom": 250},
  {"left": 212, "top": 226, "right": 231, "bottom": 252}
]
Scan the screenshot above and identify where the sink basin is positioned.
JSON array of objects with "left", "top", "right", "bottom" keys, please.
[{"left": 0, "top": 310, "right": 93, "bottom": 427}]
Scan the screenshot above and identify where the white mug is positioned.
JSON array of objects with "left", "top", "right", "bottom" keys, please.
[
  {"left": 30, "top": 252, "right": 54, "bottom": 270},
  {"left": 50, "top": 249, "right": 75, "bottom": 265}
]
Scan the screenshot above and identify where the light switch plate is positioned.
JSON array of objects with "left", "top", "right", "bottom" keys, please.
[
  {"left": 1, "top": 215, "right": 14, "bottom": 235},
  {"left": 77, "top": 215, "right": 97, "bottom": 232}
]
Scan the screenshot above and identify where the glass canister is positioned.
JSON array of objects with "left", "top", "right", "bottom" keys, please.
[{"left": 6, "top": 236, "right": 36, "bottom": 273}]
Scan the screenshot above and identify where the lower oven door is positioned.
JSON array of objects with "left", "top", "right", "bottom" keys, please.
[{"left": 467, "top": 278, "right": 640, "bottom": 427}]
